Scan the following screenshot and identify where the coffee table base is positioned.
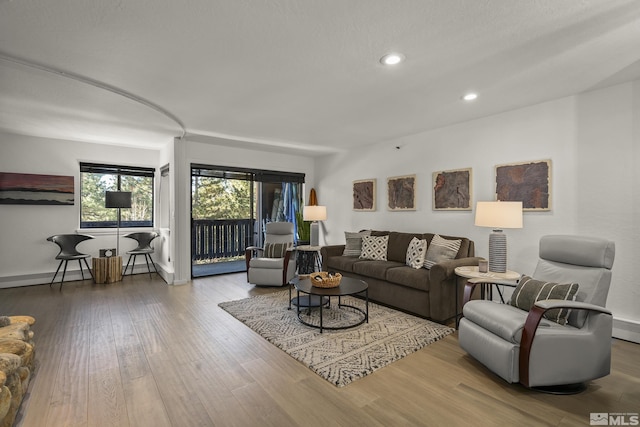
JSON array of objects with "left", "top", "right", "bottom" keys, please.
[
  {"left": 289, "top": 295, "right": 329, "bottom": 309},
  {"left": 296, "top": 293, "right": 368, "bottom": 333}
]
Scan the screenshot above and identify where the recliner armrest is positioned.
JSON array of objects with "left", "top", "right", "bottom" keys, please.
[
  {"left": 245, "top": 246, "right": 265, "bottom": 281},
  {"left": 533, "top": 299, "right": 612, "bottom": 315},
  {"left": 520, "top": 299, "right": 613, "bottom": 388}
]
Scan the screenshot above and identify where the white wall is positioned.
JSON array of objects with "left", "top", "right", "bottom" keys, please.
[
  {"left": 0, "top": 132, "right": 162, "bottom": 287},
  {"left": 314, "top": 80, "right": 639, "bottom": 342},
  {"left": 574, "top": 81, "right": 640, "bottom": 341},
  {"left": 155, "top": 138, "right": 175, "bottom": 282}
]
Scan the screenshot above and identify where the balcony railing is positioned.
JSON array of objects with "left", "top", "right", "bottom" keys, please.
[{"left": 192, "top": 218, "right": 255, "bottom": 262}]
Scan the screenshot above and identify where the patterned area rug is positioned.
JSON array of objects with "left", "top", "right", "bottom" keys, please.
[{"left": 218, "top": 290, "right": 454, "bottom": 387}]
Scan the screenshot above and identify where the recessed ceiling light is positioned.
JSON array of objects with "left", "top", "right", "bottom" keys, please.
[
  {"left": 380, "top": 53, "right": 405, "bottom": 66},
  {"left": 462, "top": 92, "right": 478, "bottom": 101}
]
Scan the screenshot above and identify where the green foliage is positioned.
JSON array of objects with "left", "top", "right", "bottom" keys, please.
[
  {"left": 81, "top": 172, "right": 154, "bottom": 224},
  {"left": 192, "top": 177, "right": 253, "bottom": 219},
  {"left": 295, "top": 210, "right": 311, "bottom": 241}
]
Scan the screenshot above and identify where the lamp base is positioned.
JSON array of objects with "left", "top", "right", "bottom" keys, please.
[
  {"left": 310, "top": 221, "right": 319, "bottom": 246},
  {"left": 489, "top": 230, "right": 507, "bottom": 273}
]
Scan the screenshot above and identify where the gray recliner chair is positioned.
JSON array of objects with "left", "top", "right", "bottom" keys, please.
[
  {"left": 458, "top": 235, "right": 615, "bottom": 393},
  {"left": 245, "top": 222, "right": 297, "bottom": 287}
]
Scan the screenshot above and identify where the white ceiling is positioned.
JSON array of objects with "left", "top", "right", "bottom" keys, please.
[{"left": 1, "top": 0, "right": 640, "bottom": 156}]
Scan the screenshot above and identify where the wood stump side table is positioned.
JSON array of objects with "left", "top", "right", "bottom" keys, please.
[{"left": 92, "top": 256, "right": 122, "bottom": 283}]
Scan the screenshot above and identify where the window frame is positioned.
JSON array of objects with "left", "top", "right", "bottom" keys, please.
[{"left": 80, "top": 162, "right": 155, "bottom": 229}]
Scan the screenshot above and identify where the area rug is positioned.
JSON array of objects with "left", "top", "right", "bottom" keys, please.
[{"left": 218, "top": 290, "right": 454, "bottom": 387}]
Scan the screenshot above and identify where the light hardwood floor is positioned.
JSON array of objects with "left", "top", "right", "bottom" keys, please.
[{"left": 1, "top": 273, "right": 638, "bottom": 427}]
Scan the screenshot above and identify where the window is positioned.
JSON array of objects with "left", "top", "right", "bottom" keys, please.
[{"left": 80, "top": 162, "right": 155, "bottom": 228}]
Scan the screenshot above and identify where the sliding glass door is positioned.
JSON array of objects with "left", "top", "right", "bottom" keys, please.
[{"left": 191, "top": 164, "right": 304, "bottom": 277}]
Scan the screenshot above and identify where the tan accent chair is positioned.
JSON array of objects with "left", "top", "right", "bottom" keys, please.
[
  {"left": 458, "top": 235, "right": 615, "bottom": 393},
  {"left": 245, "top": 222, "right": 296, "bottom": 287}
]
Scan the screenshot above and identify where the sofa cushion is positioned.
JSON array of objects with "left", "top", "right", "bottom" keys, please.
[
  {"left": 353, "top": 260, "right": 404, "bottom": 279},
  {"left": 386, "top": 266, "right": 431, "bottom": 291},
  {"left": 387, "top": 232, "right": 425, "bottom": 263},
  {"left": 424, "top": 234, "right": 461, "bottom": 268},
  {"left": 249, "top": 257, "right": 285, "bottom": 269},
  {"left": 326, "top": 255, "right": 360, "bottom": 273},
  {"left": 405, "top": 237, "right": 427, "bottom": 269},
  {"left": 463, "top": 300, "right": 565, "bottom": 343},
  {"left": 510, "top": 275, "right": 579, "bottom": 325},
  {"left": 343, "top": 230, "right": 371, "bottom": 256},
  {"left": 360, "top": 235, "right": 389, "bottom": 261}
]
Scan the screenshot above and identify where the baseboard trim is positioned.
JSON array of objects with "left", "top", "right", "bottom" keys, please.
[
  {"left": 613, "top": 317, "right": 640, "bottom": 344},
  {"left": 0, "top": 262, "right": 174, "bottom": 288},
  {"left": 0, "top": 271, "right": 71, "bottom": 288}
]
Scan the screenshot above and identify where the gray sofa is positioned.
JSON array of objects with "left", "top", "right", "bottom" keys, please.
[{"left": 321, "top": 231, "right": 480, "bottom": 323}]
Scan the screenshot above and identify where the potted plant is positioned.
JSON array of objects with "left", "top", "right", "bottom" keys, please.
[{"left": 295, "top": 209, "right": 311, "bottom": 245}]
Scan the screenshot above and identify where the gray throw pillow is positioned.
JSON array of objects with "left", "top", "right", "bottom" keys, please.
[
  {"left": 424, "top": 234, "right": 461, "bottom": 269},
  {"left": 510, "top": 275, "right": 579, "bottom": 325},
  {"left": 343, "top": 230, "right": 371, "bottom": 256},
  {"left": 264, "top": 242, "right": 291, "bottom": 258}
]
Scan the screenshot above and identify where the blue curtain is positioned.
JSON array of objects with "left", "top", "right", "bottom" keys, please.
[{"left": 282, "top": 182, "right": 301, "bottom": 243}]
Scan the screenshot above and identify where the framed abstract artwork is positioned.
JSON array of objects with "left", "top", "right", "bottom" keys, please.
[
  {"left": 387, "top": 174, "right": 416, "bottom": 211},
  {"left": 0, "top": 172, "right": 74, "bottom": 205},
  {"left": 432, "top": 168, "right": 472, "bottom": 210},
  {"left": 353, "top": 179, "right": 376, "bottom": 211},
  {"left": 495, "top": 159, "right": 551, "bottom": 211}
]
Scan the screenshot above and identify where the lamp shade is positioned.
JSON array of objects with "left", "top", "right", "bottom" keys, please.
[
  {"left": 303, "top": 205, "right": 327, "bottom": 221},
  {"left": 105, "top": 191, "right": 132, "bottom": 208},
  {"left": 475, "top": 201, "right": 523, "bottom": 229}
]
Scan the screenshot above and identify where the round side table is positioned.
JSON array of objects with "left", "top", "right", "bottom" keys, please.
[
  {"left": 295, "top": 245, "right": 322, "bottom": 275},
  {"left": 454, "top": 266, "right": 521, "bottom": 327}
]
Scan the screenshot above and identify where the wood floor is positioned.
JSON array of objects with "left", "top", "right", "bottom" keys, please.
[{"left": 1, "top": 273, "right": 638, "bottom": 427}]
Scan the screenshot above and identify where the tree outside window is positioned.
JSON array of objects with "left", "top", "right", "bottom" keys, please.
[{"left": 80, "top": 163, "right": 154, "bottom": 228}]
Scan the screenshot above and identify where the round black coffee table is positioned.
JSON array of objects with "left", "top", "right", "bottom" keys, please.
[{"left": 290, "top": 276, "right": 368, "bottom": 333}]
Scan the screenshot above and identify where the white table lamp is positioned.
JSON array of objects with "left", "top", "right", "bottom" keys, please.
[
  {"left": 303, "top": 205, "right": 327, "bottom": 246},
  {"left": 475, "top": 201, "right": 523, "bottom": 273}
]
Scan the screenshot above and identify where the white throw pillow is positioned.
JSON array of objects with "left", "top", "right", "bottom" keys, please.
[
  {"left": 424, "top": 234, "right": 461, "bottom": 269},
  {"left": 406, "top": 237, "right": 427, "bottom": 269},
  {"left": 359, "top": 235, "right": 389, "bottom": 261}
]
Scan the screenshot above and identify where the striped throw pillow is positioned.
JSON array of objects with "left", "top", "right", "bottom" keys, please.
[
  {"left": 264, "top": 242, "right": 291, "bottom": 258},
  {"left": 423, "top": 234, "right": 461, "bottom": 269},
  {"left": 510, "top": 275, "right": 579, "bottom": 325},
  {"left": 343, "top": 230, "right": 371, "bottom": 256}
]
